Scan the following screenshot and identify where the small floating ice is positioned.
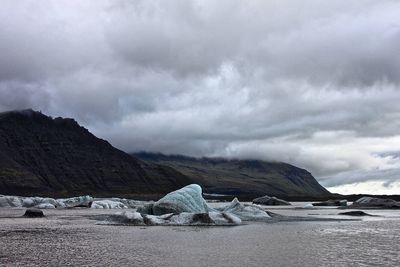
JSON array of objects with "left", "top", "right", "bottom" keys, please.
[
  {"left": 0, "top": 195, "right": 93, "bottom": 209},
  {"left": 0, "top": 196, "right": 22, "bottom": 208},
  {"left": 104, "top": 184, "right": 271, "bottom": 226},
  {"left": 57, "top": 195, "right": 93, "bottom": 208},
  {"left": 91, "top": 200, "right": 128, "bottom": 209},
  {"left": 216, "top": 197, "right": 270, "bottom": 221},
  {"left": 150, "top": 184, "right": 270, "bottom": 221},
  {"left": 108, "top": 210, "right": 242, "bottom": 226},
  {"left": 35, "top": 203, "right": 56, "bottom": 209}
]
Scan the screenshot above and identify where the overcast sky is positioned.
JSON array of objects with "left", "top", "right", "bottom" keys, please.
[{"left": 1, "top": 0, "right": 400, "bottom": 194}]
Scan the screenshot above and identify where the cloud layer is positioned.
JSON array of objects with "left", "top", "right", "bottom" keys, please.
[{"left": 1, "top": 0, "right": 400, "bottom": 194}]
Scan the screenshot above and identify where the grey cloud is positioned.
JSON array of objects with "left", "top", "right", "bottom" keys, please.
[
  {"left": 1, "top": 0, "right": 400, "bottom": 191},
  {"left": 103, "top": 0, "right": 400, "bottom": 85},
  {"left": 0, "top": 81, "right": 50, "bottom": 111},
  {"left": 376, "top": 151, "right": 400, "bottom": 159},
  {"left": 320, "top": 167, "right": 400, "bottom": 188}
]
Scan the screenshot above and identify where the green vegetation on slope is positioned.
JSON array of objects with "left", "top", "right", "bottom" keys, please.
[{"left": 133, "top": 152, "right": 331, "bottom": 200}]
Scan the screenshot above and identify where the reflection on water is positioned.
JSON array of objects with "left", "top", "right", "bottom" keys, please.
[{"left": 0, "top": 206, "right": 399, "bottom": 267}]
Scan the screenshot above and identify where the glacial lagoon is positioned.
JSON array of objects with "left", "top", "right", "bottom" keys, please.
[{"left": 0, "top": 202, "right": 399, "bottom": 267}]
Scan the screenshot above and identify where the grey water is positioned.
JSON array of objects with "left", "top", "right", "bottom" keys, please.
[{"left": 0, "top": 204, "right": 399, "bottom": 267}]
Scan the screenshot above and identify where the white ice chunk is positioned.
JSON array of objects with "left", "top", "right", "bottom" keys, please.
[
  {"left": 35, "top": 203, "right": 56, "bottom": 209},
  {"left": 352, "top": 196, "right": 400, "bottom": 208},
  {"left": 56, "top": 195, "right": 93, "bottom": 208},
  {"left": 109, "top": 211, "right": 241, "bottom": 226},
  {"left": 0, "top": 196, "right": 23, "bottom": 207},
  {"left": 208, "top": 212, "right": 242, "bottom": 225},
  {"left": 112, "top": 211, "right": 144, "bottom": 225},
  {"left": 22, "top": 198, "right": 35, "bottom": 207},
  {"left": 169, "top": 212, "right": 198, "bottom": 225},
  {"left": 152, "top": 184, "right": 212, "bottom": 215},
  {"left": 91, "top": 200, "right": 128, "bottom": 209},
  {"left": 20, "top": 197, "right": 58, "bottom": 208},
  {"left": 218, "top": 198, "right": 271, "bottom": 221},
  {"left": 142, "top": 214, "right": 173, "bottom": 225},
  {"left": 41, "top": 198, "right": 58, "bottom": 207}
]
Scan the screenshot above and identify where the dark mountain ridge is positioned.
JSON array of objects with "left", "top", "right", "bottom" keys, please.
[
  {"left": 133, "top": 152, "right": 331, "bottom": 200},
  {"left": 0, "top": 109, "right": 192, "bottom": 198},
  {"left": 0, "top": 109, "right": 331, "bottom": 200}
]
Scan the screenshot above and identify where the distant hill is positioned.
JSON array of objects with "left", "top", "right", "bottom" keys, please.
[
  {"left": 0, "top": 109, "right": 331, "bottom": 200},
  {"left": 0, "top": 110, "right": 192, "bottom": 198},
  {"left": 133, "top": 152, "right": 331, "bottom": 200}
]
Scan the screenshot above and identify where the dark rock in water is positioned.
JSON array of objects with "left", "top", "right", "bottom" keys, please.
[
  {"left": 339, "top": 211, "right": 373, "bottom": 216},
  {"left": 23, "top": 208, "right": 44, "bottom": 218},
  {"left": 252, "top": 195, "right": 291, "bottom": 206},
  {"left": 312, "top": 199, "right": 347, "bottom": 207},
  {"left": 351, "top": 197, "right": 400, "bottom": 209}
]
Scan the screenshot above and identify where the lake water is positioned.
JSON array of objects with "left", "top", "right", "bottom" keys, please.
[{"left": 0, "top": 203, "right": 399, "bottom": 266}]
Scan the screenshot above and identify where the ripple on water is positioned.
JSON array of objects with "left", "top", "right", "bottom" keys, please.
[{"left": 0, "top": 208, "right": 399, "bottom": 267}]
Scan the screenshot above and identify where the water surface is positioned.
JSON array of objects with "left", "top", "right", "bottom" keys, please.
[{"left": 0, "top": 205, "right": 399, "bottom": 266}]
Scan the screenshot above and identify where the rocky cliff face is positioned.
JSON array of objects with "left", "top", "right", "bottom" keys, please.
[
  {"left": 0, "top": 110, "right": 191, "bottom": 197},
  {"left": 133, "top": 152, "right": 331, "bottom": 199}
]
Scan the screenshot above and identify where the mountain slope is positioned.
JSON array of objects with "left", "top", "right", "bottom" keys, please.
[
  {"left": 0, "top": 110, "right": 192, "bottom": 197},
  {"left": 133, "top": 152, "right": 330, "bottom": 199}
]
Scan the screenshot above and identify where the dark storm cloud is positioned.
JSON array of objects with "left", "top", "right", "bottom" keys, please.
[
  {"left": 321, "top": 168, "right": 400, "bottom": 188},
  {"left": 1, "top": 0, "right": 400, "bottom": 193}
]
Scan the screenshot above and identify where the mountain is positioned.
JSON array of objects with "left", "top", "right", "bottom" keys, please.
[
  {"left": 133, "top": 152, "right": 331, "bottom": 200},
  {"left": 0, "top": 109, "right": 192, "bottom": 198},
  {"left": 0, "top": 109, "right": 330, "bottom": 200}
]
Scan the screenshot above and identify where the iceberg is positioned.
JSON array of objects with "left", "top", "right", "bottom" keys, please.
[
  {"left": 22, "top": 198, "right": 35, "bottom": 207},
  {"left": 0, "top": 196, "right": 23, "bottom": 207},
  {"left": 216, "top": 198, "right": 270, "bottom": 221},
  {"left": 108, "top": 211, "right": 242, "bottom": 226},
  {"left": 1, "top": 184, "right": 272, "bottom": 226},
  {"left": 56, "top": 195, "right": 93, "bottom": 208},
  {"left": 126, "top": 184, "right": 270, "bottom": 225},
  {"left": 152, "top": 184, "right": 210, "bottom": 215},
  {"left": 102, "top": 198, "right": 145, "bottom": 209},
  {"left": 115, "top": 211, "right": 145, "bottom": 225},
  {"left": 0, "top": 194, "right": 142, "bottom": 209},
  {"left": 208, "top": 211, "right": 242, "bottom": 225},
  {"left": 91, "top": 200, "right": 128, "bottom": 209},
  {"left": 35, "top": 203, "right": 56, "bottom": 209},
  {"left": 150, "top": 184, "right": 270, "bottom": 221},
  {"left": 351, "top": 196, "right": 400, "bottom": 208},
  {"left": 41, "top": 198, "right": 58, "bottom": 207},
  {"left": 252, "top": 195, "right": 291, "bottom": 206},
  {"left": 0, "top": 195, "right": 93, "bottom": 209}
]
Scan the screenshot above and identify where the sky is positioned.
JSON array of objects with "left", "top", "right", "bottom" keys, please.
[{"left": 1, "top": 0, "right": 400, "bottom": 195}]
